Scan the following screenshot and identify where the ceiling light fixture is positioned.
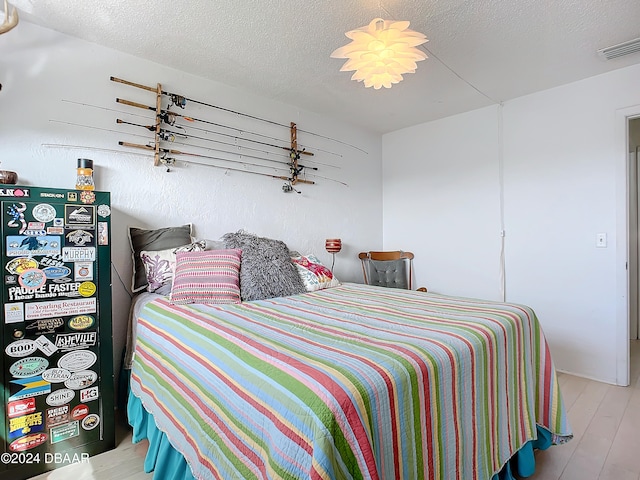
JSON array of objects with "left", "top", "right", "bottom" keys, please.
[{"left": 331, "top": 18, "right": 428, "bottom": 89}]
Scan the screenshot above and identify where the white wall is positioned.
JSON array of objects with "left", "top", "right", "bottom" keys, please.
[
  {"left": 1, "top": 22, "right": 382, "bottom": 388},
  {"left": 383, "top": 63, "right": 640, "bottom": 385}
]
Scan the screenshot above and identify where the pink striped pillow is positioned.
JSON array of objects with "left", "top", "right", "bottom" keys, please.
[{"left": 170, "top": 249, "right": 242, "bottom": 305}]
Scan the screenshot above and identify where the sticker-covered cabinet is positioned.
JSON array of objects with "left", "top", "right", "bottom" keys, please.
[{"left": 0, "top": 186, "right": 114, "bottom": 479}]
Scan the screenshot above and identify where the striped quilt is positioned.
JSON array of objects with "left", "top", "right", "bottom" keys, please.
[{"left": 129, "top": 283, "right": 572, "bottom": 480}]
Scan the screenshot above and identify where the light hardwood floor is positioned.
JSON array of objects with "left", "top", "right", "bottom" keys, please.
[{"left": 30, "top": 341, "right": 640, "bottom": 480}]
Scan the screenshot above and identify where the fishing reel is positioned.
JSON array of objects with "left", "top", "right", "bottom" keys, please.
[
  {"left": 169, "top": 94, "right": 187, "bottom": 109},
  {"left": 282, "top": 182, "right": 300, "bottom": 194}
]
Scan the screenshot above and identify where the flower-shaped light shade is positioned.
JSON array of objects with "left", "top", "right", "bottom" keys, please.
[{"left": 331, "top": 18, "right": 428, "bottom": 89}]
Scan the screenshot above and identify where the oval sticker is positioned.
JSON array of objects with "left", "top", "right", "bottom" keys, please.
[
  {"left": 41, "top": 368, "right": 72, "bottom": 384},
  {"left": 18, "top": 268, "right": 47, "bottom": 289},
  {"left": 64, "top": 370, "right": 97, "bottom": 390},
  {"left": 6, "top": 257, "right": 39, "bottom": 274},
  {"left": 71, "top": 404, "right": 89, "bottom": 421},
  {"left": 43, "top": 266, "right": 71, "bottom": 279},
  {"left": 10, "top": 357, "right": 49, "bottom": 378},
  {"left": 5, "top": 339, "right": 37, "bottom": 358},
  {"left": 46, "top": 388, "right": 75, "bottom": 407},
  {"left": 82, "top": 414, "right": 100, "bottom": 431},
  {"left": 68, "top": 315, "right": 95, "bottom": 331},
  {"left": 9, "top": 433, "right": 48, "bottom": 452},
  {"left": 57, "top": 350, "right": 97, "bottom": 372}
]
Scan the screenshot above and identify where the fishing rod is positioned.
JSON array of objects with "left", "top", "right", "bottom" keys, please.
[
  {"left": 116, "top": 97, "right": 342, "bottom": 159},
  {"left": 111, "top": 76, "right": 367, "bottom": 154},
  {"left": 116, "top": 119, "right": 318, "bottom": 171},
  {"left": 116, "top": 118, "right": 320, "bottom": 169},
  {"left": 115, "top": 104, "right": 313, "bottom": 157},
  {"left": 118, "top": 141, "right": 312, "bottom": 176},
  {"left": 118, "top": 141, "right": 313, "bottom": 188}
]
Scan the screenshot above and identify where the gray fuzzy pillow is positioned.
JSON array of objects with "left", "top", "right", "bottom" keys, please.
[{"left": 222, "top": 231, "right": 306, "bottom": 301}]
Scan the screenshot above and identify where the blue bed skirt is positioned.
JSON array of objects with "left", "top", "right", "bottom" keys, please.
[{"left": 127, "top": 388, "right": 554, "bottom": 480}]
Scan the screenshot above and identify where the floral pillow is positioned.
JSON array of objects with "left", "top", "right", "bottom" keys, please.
[
  {"left": 291, "top": 254, "right": 340, "bottom": 292},
  {"left": 140, "top": 240, "right": 206, "bottom": 293}
]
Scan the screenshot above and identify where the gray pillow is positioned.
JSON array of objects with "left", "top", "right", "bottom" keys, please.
[
  {"left": 222, "top": 231, "right": 306, "bottom": 301},
  {"left": 128, "top": 224, "right": 192, "bottom": 292}
]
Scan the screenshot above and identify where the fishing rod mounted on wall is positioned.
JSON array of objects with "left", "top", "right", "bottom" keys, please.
[{"left": 110, "top": 76, "right": 333, "bottom": 192}]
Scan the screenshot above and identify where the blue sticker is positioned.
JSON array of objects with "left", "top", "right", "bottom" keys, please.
[{"left": 7, "top": 236, "right": 61, "bottom": 257}]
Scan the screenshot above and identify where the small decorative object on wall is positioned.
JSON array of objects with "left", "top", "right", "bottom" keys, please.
[
  {"left": 331, "top": 18, "right": 428, "bottom": 89},
  {"left": 75, "top": 158, "right": 95, "bottom": 190},
  {"left": 0, "top": 169, "right": 17, "bottom": 184},
  {"left": 325, "top": 238, "right": 342, "bottom": 270},
  {"left": 110, "top": 76, "right": 353, "bottom": 193}
]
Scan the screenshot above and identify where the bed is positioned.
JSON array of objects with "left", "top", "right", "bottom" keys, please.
[{"left": 125, "top": 282, "right": 572, "bottom": 480}]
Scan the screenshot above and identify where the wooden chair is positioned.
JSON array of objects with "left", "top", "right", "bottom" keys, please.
[{"left": 358, "top": 251, "right": 415, "bottom": 290}]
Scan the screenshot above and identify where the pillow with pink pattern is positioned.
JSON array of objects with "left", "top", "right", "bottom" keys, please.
[{"left": 291, "top": 254, "right": 340, "bottom": 292}]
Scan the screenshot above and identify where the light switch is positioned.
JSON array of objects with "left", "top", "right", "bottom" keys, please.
[{"left": 596, "top": 233, "right": 607, "bottom": 248}]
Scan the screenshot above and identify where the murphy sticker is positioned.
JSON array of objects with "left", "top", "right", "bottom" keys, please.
[
  {"left": 55, "top": 332, "right": 97, "bottom": 351},
  {"left": 7, "top": 236, "right": 61, "bottom": 257},
  {"left": 62, "top": 247, "right": 96, "bottom": 262},
  {"left": 64, "top": 205, "right": 95, "bottom": 228}
]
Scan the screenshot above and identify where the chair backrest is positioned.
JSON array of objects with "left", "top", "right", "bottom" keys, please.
[{"left": 358, "top": 251, "right": 414, "bottom": 290}]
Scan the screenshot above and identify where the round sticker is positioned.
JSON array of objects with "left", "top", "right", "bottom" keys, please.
[
  {"left": 68, "top": 315, "right": 95, "bottom": 331},
  {"left": 82, "top": 414, "right": 100, "bottom": 430},
  {"left": 32, "top": 204, "right": 56, "bottom": 223},
  {"left": 78, "top": 281, "right": 96, "bottom": 297},
  {"left": 18, "top": 268, "right": 46, "bottom": 289}
]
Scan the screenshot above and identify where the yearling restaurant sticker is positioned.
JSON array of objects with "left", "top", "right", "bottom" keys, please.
[{"left": 24, "top": 298, "right": 96, "bottom": 321}]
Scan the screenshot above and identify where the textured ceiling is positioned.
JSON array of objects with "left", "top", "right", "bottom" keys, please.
[{"left": 7, "top": 0, "right": 640, "bottom": 133}]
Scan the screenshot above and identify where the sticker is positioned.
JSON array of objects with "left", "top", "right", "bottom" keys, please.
[
  {"left": 10, "top": 357, "right": 49, "bottom": 378},
  {"left": 5, "top": 274, "right": 17, "bottom": 284},
  {"left": 80, "top": 191, "right": 95, "bottom": 204},
  {"left": 28, "top": 222, "right": 45, "bottom": 230},
  {"left": 74, "top": 262, "right": 93, "bottom": 281},
  {"left": 18, "top": 268, "right": 47, "bottom": 290},
  {"left": 6, "top": 257, "right": 39, "bottom": 274},
  {"left": 71, "top": 404, "right": 89, "bottom": 421},
  {"left": 9, "top": 376, "right": 51, "bottom": 401},
  {"left": 68, "top": 315, "right": 94, "bottom": 331},
  {"left": 82, "top": 414, "right": 100, "bottom": 431},
  {"left": 4, "top": 302, "right": 24, "bottom": 324},
  {"left": 58, "top": 350, "right": 97, "bottom": 372},
  {"left": 98, "top": 222, "right": 109, "bottom": 245},
  {"left": 47, "top": 227, "right": 64, "bottom": 235},
  {"left": 45, "top": 388, "right": 75, "bottom": 407},
  {"left": 32, "top": 204, "right": 56, "bottom": 223},
  {"left": 64, "top": 370, "right": 97, "bottom": 390},
  {"left": 39, "top": 191, "right": 64, "bottom": 199},
  {"left": 0, "top": 188, "right": 30, "bottom": 198},
  {"left": 7, "top": 235, "right": 61, "bottom": 257},
  {"left": 25, "top": 297, "right": 96, "bottom": 320},
  {"left": 64, "top": 205, "right": 95, "bottom": 228},
  {"left": 78, "top": 281, "right": 96, "bottom": 297},
  {"left": 8, "top": 398, "right": 36, "bottom": 418},
  {"left": 53, "top": 218, "right": 63, "bottom": 227},
  {"left": 9, "top": 433, "right": 47, "bottom": 452},
  {"left": 34, "top": 335, "right": 58, "bottom": 356},
  {"left": 26, "top": 317, "right": 64, "bottom": 334},
  {"left": 80, "top": 386, "right": 99, "bottom": 403},
  {"left": 38, "top": 254, "right": 65, "bottom": 268},
  {"left": 46, "top": 405, "right": 70, "bottom": 428},
  {"left": 62, "top": 247, "right": 96, "bottom": 262},
  {"left": 9, "top": 281, "right": 84, "bottom": 302},
  {"left": 65, "top": 229, "right": 94, "bottom": 247},
  {"left": 67, "top": 192, "right": 77, "bottom": 202},
  {"left": 50, "top": 420, "right": 79, "bottom": 443},
  {"left": 97, "top": 205, "right": 110, "bottom": 217},
  {"left": 55, "top": 332, "right": 97, "bottom": 351},
  {"left": 6, "top": 339, "right": 37, "bottom": 357},
  {"left": 42, "top": 368, "right": 72, "bottom": 383},
  {"left": 9, "top": 412, "right": 44, "bottom": 439},
  {"left": 6, "top": 202, "right": 27, "bottom": 233},
  {"left": 43, "top": 265, "right": 71, "bottom": 279}
]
